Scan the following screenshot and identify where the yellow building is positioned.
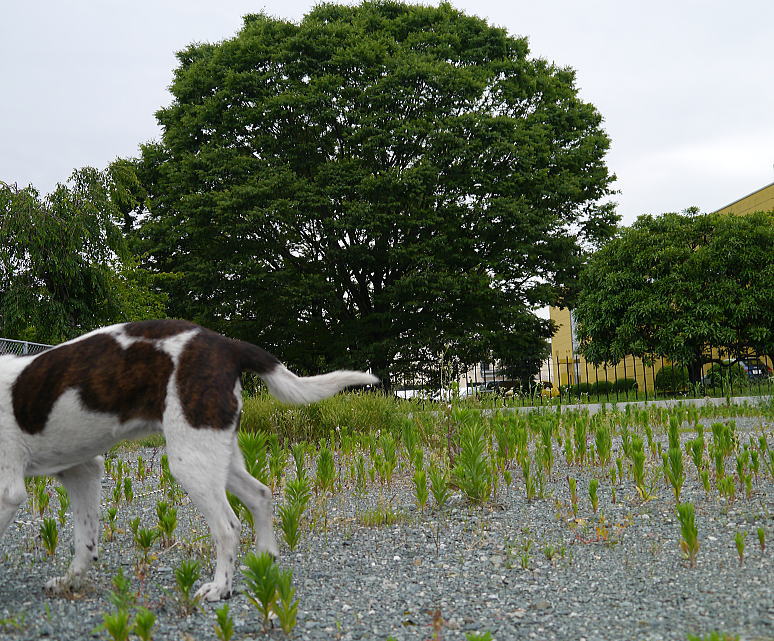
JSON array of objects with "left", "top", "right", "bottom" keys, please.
[
  {"left": 549, "top": 181, "right": 774, "bottom": 390},
  {"left": 715, "top": 181, "right": 774, "bottom": 215}
]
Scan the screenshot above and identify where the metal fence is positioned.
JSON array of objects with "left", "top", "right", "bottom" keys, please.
[
  {"left": 0, "top": 338, "right": 52, "bottom": 356},
  {"left": 395, "top": 349, "right": 774, "bottom": 404}
]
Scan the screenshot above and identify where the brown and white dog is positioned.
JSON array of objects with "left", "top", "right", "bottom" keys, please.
[{"left": 0, "top": 319, "right": 377, "bottom": 600}]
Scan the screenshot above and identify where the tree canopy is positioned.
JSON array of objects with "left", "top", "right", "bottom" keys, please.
[
  {"left": 0, "top": 168, "right": 166, "bottom": 344},
  {"left": 134, "top": 0, "right": 617, "bottom": 384},
  {"left": 573, "top": 210, "right": 774, "bottom": 381}
]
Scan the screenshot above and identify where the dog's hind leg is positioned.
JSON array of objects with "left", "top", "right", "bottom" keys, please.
[
  {"left": 226, "top": 438, "right": 279, "bottom": 559},
  {"left": 0, "top": 469, "right": 26, "bottom": 539},
  {"left": 165, "top": 429, "right": 241, "bottom": 602},
  {"left": 45, "top": 456, "right": 103, "bottom": 594}
]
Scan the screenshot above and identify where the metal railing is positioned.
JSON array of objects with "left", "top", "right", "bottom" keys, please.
[{"left": 0, "top": 338, "right": 52, "bottom": 356}]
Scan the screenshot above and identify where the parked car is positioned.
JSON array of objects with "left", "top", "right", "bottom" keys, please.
[{"left": 702, "top": 358, "right": 772, "bottom": 386}]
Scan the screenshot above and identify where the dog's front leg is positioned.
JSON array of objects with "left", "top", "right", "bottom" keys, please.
[{"left": 45, "top": 457, "right": 103, "bottom": 594}]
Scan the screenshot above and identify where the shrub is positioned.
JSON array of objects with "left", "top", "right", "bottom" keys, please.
[
  {"left": 703, "top": 363, "right": 746, "bottom": 389},
  {"left": 612, "top": 378, "right": 637, "bottom": 392},
  {"left": 655, "top": 365, "right": 690, "bottom": 394}
]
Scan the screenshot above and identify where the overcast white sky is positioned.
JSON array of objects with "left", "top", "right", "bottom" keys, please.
[{"left": 2, "top": 0, "right": 772, "bottom": 224}]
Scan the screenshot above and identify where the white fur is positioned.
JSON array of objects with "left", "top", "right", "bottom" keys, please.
[
  {"left": 0, "top": 323, "right": 377, "bottom": 601},
  {"left": 263, "top": 364, "right": 379, "bottom": 404}
]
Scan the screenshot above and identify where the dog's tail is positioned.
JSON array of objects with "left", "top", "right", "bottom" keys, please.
[{"left": 238, "top": 342, "right": 379, "bottom": 405}]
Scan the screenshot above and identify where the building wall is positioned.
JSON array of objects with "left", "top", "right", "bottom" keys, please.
[{"left": 714, "top": 181, "right": 774, "bottom": 215}]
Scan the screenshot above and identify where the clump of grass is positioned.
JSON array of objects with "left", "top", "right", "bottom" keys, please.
[
  {"left": 412, "top": 467, "right": 429, "bottom": 512},
  {"left": 99, "top": 609, "right": 132, "bottom": 641},
  {"left": 676, "top": 502, "right": 699, "bottom": 567},
  {"left": 734, "top": 531, "right": 746, "bottom": 566},
  {"left": 453, "top": 416, "right": 492, "bottom": 504},
  {"left": 588, "top": 478, "right": 599, "bottom": 514},
  {"left": 428, "top": 463, "right": 450, "bottom": 510},
  {"left": 39, "top": 518, "right": 58, "bottom": 557},
  {"left": 132, "top": 608, "right": 156, "bottom": 641},
  {"left": 174, "top": 559, "right": 202, "bottom": 615},
  {"left": 156, "top": 501, "right": 178, "bottom": 547},
  {"left": 242, "top": 552, "right": 300, "bottom": 635},
  {"left": 568, "top": 477, "right": 578, "bottom": 517},
  {"left": 214, "top": 603, "right": 234, "bottom": 641},
  {"left": 55, "top": 486, "right": 70, "bottom": 526},
  {"left": 664, "top": 445, "right": 685, "bottom": 502},
  {"left": 239, "top": 430, "right": 269, "bottom": 484},
  {"left": 357, "top": 504, "right": 407, "bottom": 527}
]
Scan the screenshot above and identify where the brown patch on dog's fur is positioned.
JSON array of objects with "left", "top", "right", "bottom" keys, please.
[
  {"left": 176, "top": 330, "right": 280, "bottom": 429},
  {"left": 13, "top": 334, "right": 174, "bottom": 434},
  {"left": 177, "top": 331, "right": 243, "bottom": 429}
]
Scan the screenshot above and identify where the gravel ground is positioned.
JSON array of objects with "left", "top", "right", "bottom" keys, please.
[{"left": 1, "top": 416, "right": 772, "bottom": 641}]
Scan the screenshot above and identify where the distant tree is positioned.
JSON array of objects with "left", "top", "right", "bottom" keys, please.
[
  {"left": 134, "top": 1, "right": 617, "bottom": 385},
  {"left": 0, "top": 168, "right": 166, "bottom": 344},
  {"left": 573, "top": 210, "right": 774, "bottom": 382}
]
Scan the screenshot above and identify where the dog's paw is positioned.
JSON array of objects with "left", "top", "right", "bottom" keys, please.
[
  {"left": 195, "top": 581, "right": 231, "bottom": 602},
  {"left": 44, "top": 574, "right": 81, "bottom": 595}
]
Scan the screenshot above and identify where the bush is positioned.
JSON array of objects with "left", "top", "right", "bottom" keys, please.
[
  {"left": 703, "top": 362, "right": 747, "bottom": 389},
  {"left": 655, "top": 365, "right": 690, "bottom": 394},
  {"left": 241, "top": 391, "right": 403, "bottom": 442},
  {"left": 590, "top": 380, "right": 614, "bottom": 395},
  {"left": 612, "top": 378, "right": 638, "bottom": 393}
]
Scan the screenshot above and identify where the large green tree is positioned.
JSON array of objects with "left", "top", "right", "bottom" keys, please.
[
  {"left": 0, "top": 168, "right": 166, "bottom": 344},
  {"left": 134, "top": 1, "right": 616, "bottom": 385},
  {"left": 573, "top": 210, "right": 774, "bottom": 382}
]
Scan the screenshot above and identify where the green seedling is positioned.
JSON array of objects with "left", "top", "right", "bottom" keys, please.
[
  {"left": 522, "top": 457, "right": 537, "bottom": 501},
  {"left": 243, "top": 551, "right": 279, "bottom": 629},
  {"left": 465, "top": 632, "right": 493, "bottom": 641},
  {"left": 757, "top": 527, "right": 765, "bottom": 553},
  {"left": 630, "top": 436, "right": 647, "bottom": 499},
  {"left": 413, "top": 468, "right": 429, "bottom": 512},
  {"left": 132, "top": 608, "right": 156, "bottom": 641},
  {"left": 595, "top": 423, "right": 612, "bottom": 465},
  {"left": 39, "top": 518, "right": 58, "bottom": 557},
  {"left": 278, "top": 500, "right": 304, "bottom": 551},
  {"left": 428, "top": 464, "right": 450, "bottom": 510},
  {"left": 700, "top": 469, "right": 711, "bottom": 493},
  {"left": 315, "top": 446, "right": 336, "bottom": 495},
  {"left": 734, "top": 531, "right": 746, "bottom": 566},
  {"left": 175, "top": 559, "right": 202, "bottom": 615},
  {"left": 274, "top": 568, "right": 299, "bottom": 635},
  {"left": 55, "top": 486, "right": 70, "bottom": 526},
  {"left": 214, "top": 603, "right": 234, "bottom": 641},
  {"left": 573, "top": 420, "right": 587, "bottom": 464},
  {"left": 453, "top": 419, "right": 491, "bottom": 504},
  {"left": 133, "top": 527, "right": 159, "bottom": 565},
  {"left": 291, "top": 443, "right": 307, "bottom": 481},
  {"left": 239, "top": 430, "right": 269, "bottom": 484},
  {"left": 568, "top": 477, "right": 578, "bottom": 517},
  {"left": 156, "top": 501, "right": 178, "bottom": 547},
  {"left": 717, "top": 476, "right": 735, "bottom": 502},
  {"left": 104, "top": 506, "right": 119, "bottom": 542},
  {"left": 123, "top": 477, "right": 133, "bottom": 504},
  {"left": 355, "top": 454, "right": 367, "bottom": 494},
  {"left": 269, "top": 434, "right": 288, "bottom": 490},
  {"left": 136, "top": 456, "right": 147, "bottom": 482},
  {"left": 664, "top": 446, "right": 685, "bottom": 502},
  {"left": 100, "top": 609, "right": 132, "bottom": 641},
  {"left": 108, "top": 569, "right": 136, "bottom": 612},
  {"left": 588, "top": 478, "right": 599, "bottom": 514},
  {"left": 32, "top": 477, "right": 50, "bottom": 517},
  {"left": 376, "top": 432, "right": 398, "bottom": 485},
  {"left": 676, "top": 502, "right": 699, "bottom": 567}
]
